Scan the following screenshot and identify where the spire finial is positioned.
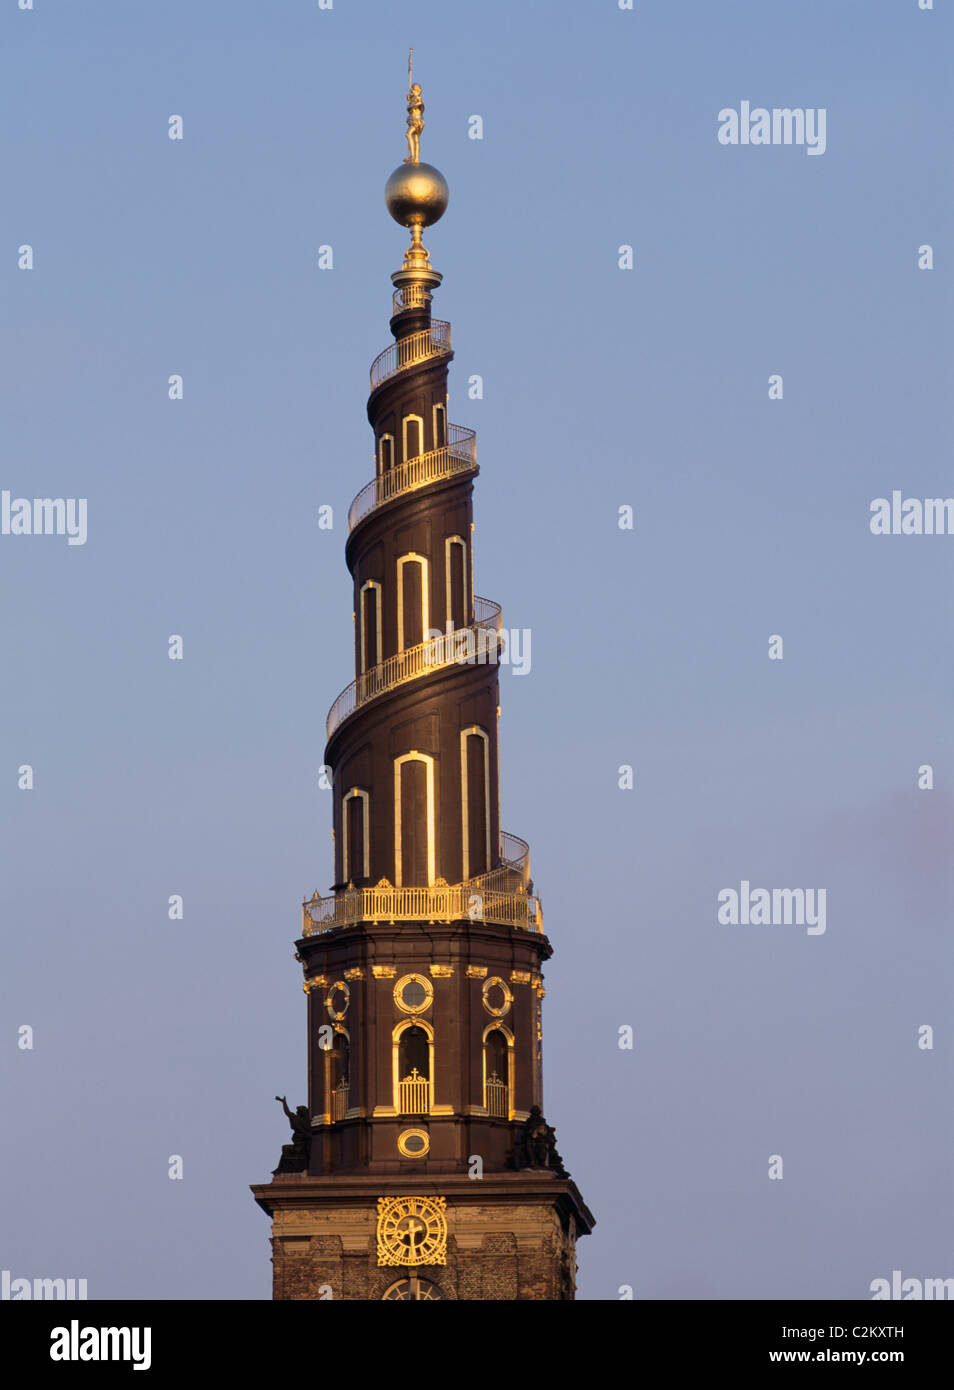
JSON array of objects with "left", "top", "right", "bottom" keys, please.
[
  {"left": 385, "top": 53, "right": 448, "bottom": 296},
  {"left": 403, "top": 48, "right": 425, "bottom": 164}
]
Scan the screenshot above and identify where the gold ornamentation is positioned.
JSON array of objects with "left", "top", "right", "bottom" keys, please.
[
  {"left": 301, "top": 857, "right": 543, "bottom": 937},
  {"left": 343, "top": 968, "right": 364, "bottom": 982},
  {"left": 429, "top": 965, "right": 453, "bottom": 978},
  {"left": 324, "top": 980, "right": 350, "bottom": 1020},
  {"left": 393, "top": 749, "right": 436, "bottom": 889},
  {"left": 403, "top": 49, "right": 424, "bottom": 165},
  {"left": 482, "top": 976, "right": 513, "bottom": 1019},
  {"left": 397, "top": 1128, "right": 430, "bottom": 1158},
  {"left": 382, "top": 1275, "right": 443, "bottom": 1300},
  {"left": 372, "top": 965, "right": 397, "bottom": 979},
  {"left": 303, "top": 974, "right": 328, "bottom": 995},
  {"left": 393, "top": 973, "right": 433, "bottom": 1015},
  {"left": 510, "top": 970, "right": 532, "bottom": 985},
  {"left": 377, "top": 1196, "right": 447, "bottom": 1267},
  {"left": 466, "top": 965, "right": 488, "bottom": 979},
  {"left": 327, "top": 598, "right": 498, "bottom": 739},
  {"left": 383, "top": 56, "right": 448, "bottom": 276},
  {"left": 348, "top": 422, "right": 475, "bottom": 534}
]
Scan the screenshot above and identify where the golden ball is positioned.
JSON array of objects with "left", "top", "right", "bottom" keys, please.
[{"left": 384, "top": 162, "right": 449, "bottom": 229}]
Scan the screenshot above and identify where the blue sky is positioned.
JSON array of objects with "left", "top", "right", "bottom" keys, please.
[{"left": 1, "top": 0, "right": 951, "bottom": 1300}]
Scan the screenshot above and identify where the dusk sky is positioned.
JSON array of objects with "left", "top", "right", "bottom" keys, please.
[{"left": 2, "top": 0, "right": 951, "bottom": 1300}]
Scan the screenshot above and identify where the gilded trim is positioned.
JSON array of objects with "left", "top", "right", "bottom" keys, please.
[
  {"left": 482, "top": 1020, "right": 515, "bottom": 1121},
  {"left": 324, "top": 980, "right": 350, "bottom": 1020},
  {"left": 359, "top": 580, "right": 383, "bottom": 674},
  {"left": 341, "top": 787, "right": 370, "bottom": 882},
  {"left": 444, "top": 533, "right": 468, "bottom": 629},
  {"left": 376, "top": 1195, "right": 447, "bottom": 1268},
  {"left": 397, "top": 1127, "right": 430, "bottom": 1159},
  {"left": 396, "top": 552, "right": 430, "bottom": 654},
  {"left": 393, "top": 750, "right": 436, "bottom": 887},
  {"left": 377, "top": 432, "right": 394, "bottom": 476},
  {"left": 393, "top": 972, "right": 433, "bottom": 1015},
  {"left": 459, "top": 725, "right": 491, "bottom": 881},
  {"left": 482, "top": 975, "right": 513, "bottom": 1019},
  {"left": 402, "top": 412, "right": 424, "bottom": 464},
  {"left": 392, "top": 1016, "right": 435, "bottom": 1115}
]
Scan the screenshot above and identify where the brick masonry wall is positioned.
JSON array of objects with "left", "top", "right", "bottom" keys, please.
[{"left": 269, "top": 1202, "right": 577, "bottom": 1301}]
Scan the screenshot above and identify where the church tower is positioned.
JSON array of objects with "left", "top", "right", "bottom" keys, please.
[{"left": 251, "top": 65, "right": 594, "bottom": 1301}]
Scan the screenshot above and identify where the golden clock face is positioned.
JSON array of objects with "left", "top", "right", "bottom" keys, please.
[{"left": 377, "top": 1196, "right": 447, "bottom": 1267}]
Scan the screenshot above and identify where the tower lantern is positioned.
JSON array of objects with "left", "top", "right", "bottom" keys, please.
[{"left": 251, "top": 65, "right": 593, "bottom": 1302}]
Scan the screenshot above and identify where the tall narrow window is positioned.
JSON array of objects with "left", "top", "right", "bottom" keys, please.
[
  {"left": 341, "top": 787, "right": 370, "bottom": 883},
  {"left": 394, "top": 752, "right": 435, "bottom": 887},
  {"left": 483, "top": 1028, "right": 510, "bottom": 1118},
  {"left": 433, "top": 402, "right": 447, "bottom": 448},
  {"left": 330, "top": 1031, "right": 350, "bottom": 1122},
  {"left": 378, "top": 434, "right": 394, "bottom": 475},
  {"left": 397, "top": 554, "right": 429, "bottom": 652},
  {"left": 403, "top": 414, "right": 423, "bottom": 462},
  {"left": 460, "top": 726, "right": 490, "bottom": 879},
  {"left": 359, "top": 580, "right": 382, "bottom": 674},
  {"left": 445, "top": 535, "right": 467, "bottom": 630},
  {"left": 396, "top": 1023, "right": 431, "bottom": 1114}
]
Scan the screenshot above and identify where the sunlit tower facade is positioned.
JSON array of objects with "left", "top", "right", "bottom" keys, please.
[{"left": 251, "top": 68, "right": 593, "bottom": 1301}]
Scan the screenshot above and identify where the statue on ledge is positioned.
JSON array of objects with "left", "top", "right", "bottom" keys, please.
[
  {"left": 513, "top": 1105, "right": 568, "bottom": 1178},
  {"left": 272, "top": 1095, "right": 311, "bottom": 1174}
]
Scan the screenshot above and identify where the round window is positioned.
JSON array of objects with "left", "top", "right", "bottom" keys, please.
[
  {"left": 397, "top": 1128, "right": 430, "bottom": 1158},
  {"left": 325, "top": 980, "right": 350, "bottom": 1020},
  {"left": 481, "top": 976, "right": 512, "bottom": 1018},
  {"left": 393, "top": 973, "right": 433, "bottom": 1015}
]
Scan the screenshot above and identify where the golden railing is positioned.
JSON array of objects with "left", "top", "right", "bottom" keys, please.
[
  {"left": 332, "top": 1081, "right": 349, "bottom": 1122},
  {"left": 485, "top": 1074, "right": 509, "bottom": 1119},
  {"left": 348, "top": 423, "right": 477, "bottom": 533},
  {"left": 325, "top": 595, "right": 502, "bottom": 741},
  {"left": 370, "top": 321, "right": 451, "bottom": 391},
  {"left": 399, "top": 1069, "right": 429, "bottom": 1115},
  {"left": 392, "top": 284, "right": 431, "bottom": 314},
  {"left": 301, "top": 849, "right": 544, "bottom": 936}
]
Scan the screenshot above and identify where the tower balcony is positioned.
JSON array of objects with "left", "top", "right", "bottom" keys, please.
[
  {"left": 348, "top": 423, "right": 477, "bottom": 534},
  {"left": 325, "top": 595, "right": 502, "bottom": 742},
  {"left": 392, "top": 284, "right": 431, "bottom": 315},
  {"left": 370, "top": 320, "right": 451, "bottom": 391},
  {"left": 301, "top": 837, "right": 544, "bottom": 936},
  {"left": 499, "top": 831, "right": 531, "bottom": 891}
]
